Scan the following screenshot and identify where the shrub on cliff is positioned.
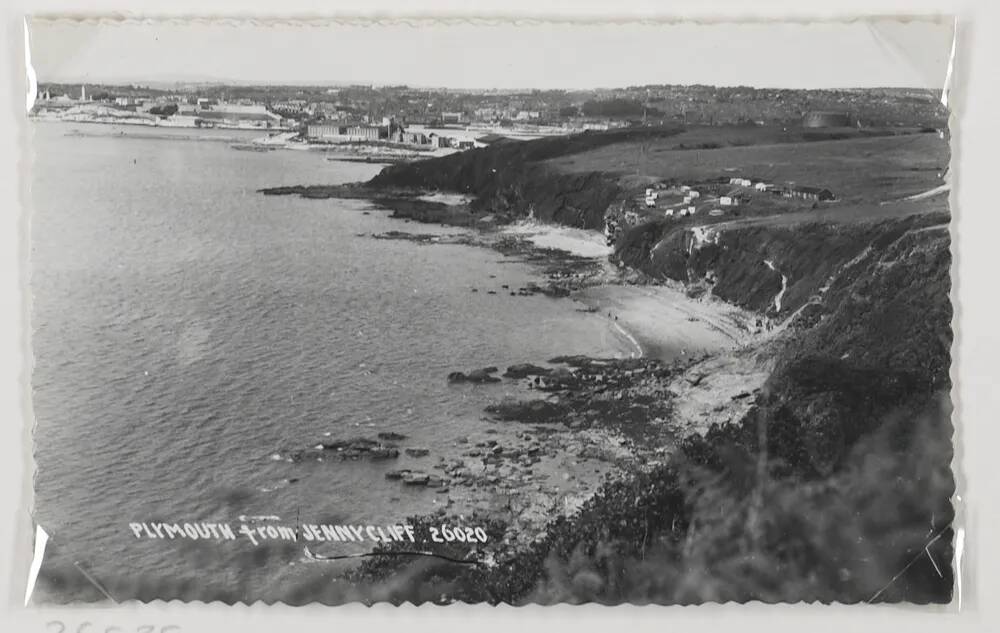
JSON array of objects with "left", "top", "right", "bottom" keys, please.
[{"left": 528, "top": 396, "right": 953, "bottom": 605}]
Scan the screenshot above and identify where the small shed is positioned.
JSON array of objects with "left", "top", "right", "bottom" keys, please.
[{"left": 795, "top": 186, "right": 835, "bottom": 201}]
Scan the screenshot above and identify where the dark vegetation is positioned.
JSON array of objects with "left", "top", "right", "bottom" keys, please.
[{"left": 148, "top": 103, "right": 178, "bottom": 117}]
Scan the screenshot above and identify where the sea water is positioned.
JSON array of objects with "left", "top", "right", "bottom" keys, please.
[{"left": 28, "top": 122, "right": 630, "bottom": 601}]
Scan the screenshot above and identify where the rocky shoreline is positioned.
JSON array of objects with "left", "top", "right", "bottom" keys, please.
[
  {"left": 265, "top": 191, "right": 772, "bottom": 600},
  {"left": 280, "top": 352, "right": 706, "bottom": 582},
  {"left": 260, "top": 184, "right": 751, "bottom": 581}
]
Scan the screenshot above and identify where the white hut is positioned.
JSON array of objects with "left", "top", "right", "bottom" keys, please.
[
  {"left": 687, "top": 206, "right": 697, "bottom": 215},
  {"left": 689, "top": 191, "right": 701, "bottom": 199},
  {"left": 720, "top": 196, "right": 736, "bottom": 206},
  {"left": 664, "top": 209, "right": 675, "bottom": 217}
]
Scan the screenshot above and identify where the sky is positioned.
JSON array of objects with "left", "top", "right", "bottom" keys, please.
[{"left": 27, "top": 17, "right": 956, "bottom": 91}]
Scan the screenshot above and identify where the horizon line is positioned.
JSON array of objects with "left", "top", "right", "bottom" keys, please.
[{"left": 34, "top": 78, "right": 939, "bottom": 93}]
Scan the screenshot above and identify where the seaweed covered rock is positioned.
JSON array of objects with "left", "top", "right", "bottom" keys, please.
[
  {"left": 448, "top": 367, "right": 502, "bottom": 383},
  {"left": 485, "top": 399, "right": 569, "bottom": 424},
  {"left": 288, "top": 437, "right": 400, "bottom": 462},
  {"left": 503, "top": 363, "right": 554, "bottom": 379}
]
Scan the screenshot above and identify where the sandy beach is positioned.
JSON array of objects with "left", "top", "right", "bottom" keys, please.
[
  {"left": 492, "top": 220, "right": 751, "bottom": 363},
  {"left": 574, "top": 283, "right": 753, "bottom": 361}
]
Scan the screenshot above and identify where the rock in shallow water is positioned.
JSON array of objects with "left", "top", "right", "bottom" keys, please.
[
  {"left": 447, "top": 367, "right": 502, "bottom": 383},
  {"left": 503, "top": 363, "right": 554, "bottom": 379},
  {"left": 402, "top": 472, "right": 431, "bottom": 485},
  {"left": 288, "top": 436, "right": 400, "bottom": 462},
  {"left": 485, "top": 399, "right": 569, "bottom": 423}
]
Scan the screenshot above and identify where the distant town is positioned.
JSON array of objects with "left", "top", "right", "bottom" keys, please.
[{"left": 31, "top": 81, "right": 948, "bottom": 157}]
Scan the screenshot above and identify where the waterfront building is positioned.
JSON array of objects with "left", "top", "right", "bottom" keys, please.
[{"left": 306, "top": 121, "right": 401, "bottom": 142}]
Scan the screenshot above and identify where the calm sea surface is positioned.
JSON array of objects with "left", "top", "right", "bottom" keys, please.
[{"left": 29, "top": 122, "right": 628, "bottom": 601}]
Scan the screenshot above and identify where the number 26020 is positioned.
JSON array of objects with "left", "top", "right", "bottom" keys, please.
[{"left": 46, "top": 623, "right": 179, "bottom": 633}]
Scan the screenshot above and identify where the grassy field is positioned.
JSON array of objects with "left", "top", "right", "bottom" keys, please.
[{"left": 547, "top": 129, "right": 949, "bottom": 207}]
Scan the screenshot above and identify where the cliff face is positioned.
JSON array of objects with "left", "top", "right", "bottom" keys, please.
[
  {"left": 616, "top": 209, "right": 953, "bottom": 473},
  {"left": 614, "top": 212, "right": 949, "bottom": 316}
]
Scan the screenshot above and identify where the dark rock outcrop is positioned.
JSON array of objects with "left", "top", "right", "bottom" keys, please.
[
  {"left": 289, "top": 437, "right": 400, "bottom": 462},
  {"left": 448, "top": 367, "right": 501, "bottom": 383},
  {"left": 485, "top": 399, "right": 570, "bottom": 424},
  {"left": 503, "top": 363, "right": 554, "bottom": 379}
]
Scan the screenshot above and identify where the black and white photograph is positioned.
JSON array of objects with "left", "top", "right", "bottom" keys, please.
[{"left": 24, "top": 16, "right": 956, "bottom": 606}]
